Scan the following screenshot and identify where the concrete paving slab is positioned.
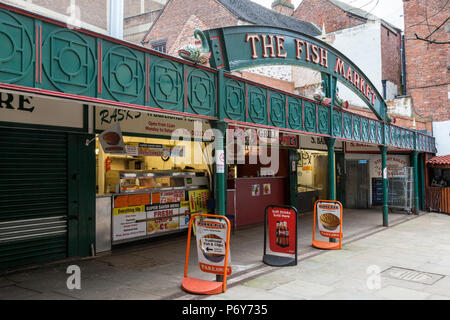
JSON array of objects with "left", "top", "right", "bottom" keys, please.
[
  {"left": 0, "top": 285, "right": 41, "bottom": 300},
  {"left": 268, "top": 279, "right": 334, "bottom": 300},
  {"left": 374, "top": 285, "right": 431, "bottom": 300}
]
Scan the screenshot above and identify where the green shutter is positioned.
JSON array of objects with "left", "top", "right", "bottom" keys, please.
[{"left": 0, "top": 128, "right": 68, "bottom": 269}]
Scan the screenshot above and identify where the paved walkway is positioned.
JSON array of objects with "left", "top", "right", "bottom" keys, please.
[
  {"left": 203, "top": 212, "right": 450, "bottom": 300},
  {"left": 1, "top": 210, "right": 449, "bottom": 300}
]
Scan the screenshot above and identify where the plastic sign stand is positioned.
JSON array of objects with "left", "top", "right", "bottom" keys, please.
[
  {"left": 263, "top": 205, "right": 298, "bottom": 267},
  {"left": 182, "top": 213, "right": 231, "bottom": 295},
  {"left": 312, "top": 200, "right": 343, "bottom": 250}
]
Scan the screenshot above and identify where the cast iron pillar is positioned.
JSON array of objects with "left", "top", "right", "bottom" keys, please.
[
  {"left": 412, "top": 150, "right": 420, "bottom": 214},
  {"left": 326, "top": 137, "right": 336, "bottom": 200},
  {"left": 380, "top": 146, "right": 389, "bottom": 226},
  {"left": 326, "top": 137, "right": 336, "bottom": 243}
]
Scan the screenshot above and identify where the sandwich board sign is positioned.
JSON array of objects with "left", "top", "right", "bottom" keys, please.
[
  {"left": 312, "top": 200, "right": 343, "bottom": 250},
  {"left": 182, "top": 214, "right": 231, "bottom": 295},
  {"left": 263, "top": 205, "right": 298, "bottom": 266}
]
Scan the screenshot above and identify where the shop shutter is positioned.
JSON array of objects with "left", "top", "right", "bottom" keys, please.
[{"left": 0, "top": 128, "right": 68, "bottom": 269}]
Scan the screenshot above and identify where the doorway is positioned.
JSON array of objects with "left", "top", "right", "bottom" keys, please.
[{"left": 345, "top": 159, "right": 369, "bottom": 209}]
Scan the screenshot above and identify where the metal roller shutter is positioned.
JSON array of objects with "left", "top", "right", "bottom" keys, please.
[{"left": 0, "top": 127, "right": 68, "bottom": 269}]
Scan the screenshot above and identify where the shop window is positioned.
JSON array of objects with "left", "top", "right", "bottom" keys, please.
[{"left": 430, "top": 168, "right": 450, "bottom": 187}]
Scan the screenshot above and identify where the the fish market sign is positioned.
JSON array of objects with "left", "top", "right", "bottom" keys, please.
[{"left": 204, "top": 26, "right": 386, "bottom": 120}]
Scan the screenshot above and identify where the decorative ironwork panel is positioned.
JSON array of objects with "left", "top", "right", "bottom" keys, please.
[
  {"left": 269, "top": 91, "right": 286, "bottom": 128},
  {"left": 224, "top": 78, "right": 245, "bottom": 121},
  {"left": 376, "top": 122, "right": 382, "bottom": 144},
  {"left": 102, "top": 44, "right": 144, "bottom": 103},
  {"left": 149, "top": 57, "right": 184, "bottom": 111},
  {"left": 332, "top": 110, "right": 342, "bottom": 137},
  {"left": 361, "top": 117, "right": 369, "bottom": 142},
  {"left": 384, "top": 124, "right": 390, "bottom": 145},
  {"left": 287, "top": 97, "right": 302, "bottom": 131},
  {"left": 247, "top": 85, "right": 267, "bottom": 125},
  {"left": 0, "top": 9, "right": 34, "bottom": 84},
  {"left": 42, "top": 28, "right": 97, "bottom": 95},
  {"left": 343, "top": 113, "right": 352, "bottom": 140},
  {"left": 303, "top": 101, "right": 316, "bottom": 133},
  {"left": 390, "top": 126, "right": 396, "bottom": 147},
  {"left": 187, "top": 68, "right": 215, "bottom": 116},
  {"left": 352, "top": 115, "right": 361, "bottom": 141},
  {"left": 396, "top": 127, "right": 402, "bottom": 148},
  {"left": 368, "top": 120, "right": 376, "bottom": 143},
  {"left": 317, "top": 105, "right": 329, "bottom": 135}
]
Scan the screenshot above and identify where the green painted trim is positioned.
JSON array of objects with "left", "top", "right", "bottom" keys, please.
[
  {"left": 326, "top": 137, "right": 336, "bottom": 200},
  {"left": 83, "top": 104, "right": 89, "bottom": 132}
]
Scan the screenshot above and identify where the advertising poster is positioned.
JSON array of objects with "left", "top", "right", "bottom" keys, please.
[
  {"left": 267, "top": 207, "right": 296, "bottom": 255},
  {"left": 195, "top": 217, "right": 231, "bottom": 275},
  {"left": 160, "top": 190, "right": 185, "bottom": 203},
  {"left": 179, "top": 201, "right": 191, "bottom": 229},
  {"left": 316, "top": 201, "right": 342, "bottom": 238},
  {"left": 263, "top": 183, "right": 271, "bottom": 195},
  {"left": 113, "top": 205, "right": 147, "bottom": 241},
  {"left": 188, "top": 189, "right": 209, "bottom": 214},
  {"left": 146, "top": 203, "right": 180, "bottom": 235},
  {"left": 251, "top": 184, "right": 260, "bottom": 196}
]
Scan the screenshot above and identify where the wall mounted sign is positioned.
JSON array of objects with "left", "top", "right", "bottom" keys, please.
[
  {"left": 95, "top": 106, "right": 213, "bottom": 140},
  {"left": 204, "top": 26, "right": 386, "bottom": 120},
  {"left": 263, "top": 205, "right": 298, "bottom": 266},
  {"left": 98, "top": 123, "right": 126, "bottom": 154},
  {"left": 0, "top": 91, "right": 84, "bottom": 129}
]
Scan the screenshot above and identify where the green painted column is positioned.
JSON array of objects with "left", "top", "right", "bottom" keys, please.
[
  {"left": 419, "top": 153, "right": 426, "bottom": 210},
  {"left": 289, "top": 149, "right": 299, "bottom": 211},
  {"left": 412, "top": 150, "right": 420, "bottom": 214},
  {"left": 326, "top": 137, "right": 336, "bottom": 243},
  {"left": 379, "top": 146, "right": 389, "bottom": 227},
  {"left": 214, "top": 68, "right": 227, "bottom": 216},
  {"left": 326, "top": 137, "right": 336, "bottom": 200}
]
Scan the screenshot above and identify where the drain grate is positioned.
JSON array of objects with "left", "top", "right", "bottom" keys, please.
[{"left": 381, "top": 267, "right": 445, "bottom": 285}]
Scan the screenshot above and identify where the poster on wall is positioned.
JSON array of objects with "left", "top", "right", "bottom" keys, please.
[
  {"left": 188, "top": 189, "right": 209, "bottom": 214},
  {"left": 112, "top": 205, "right": 147, "bottom": 241},
  {"left": 195, "top": 217, "right": 232, "bottom": 275},
  {"left": 251, "top": 184, "right": 260, "bottom": 196},
  {"left": 146, "top": 203, "right": 180, "bottom": 235},
  {"left": 179, "top": 201, "right": 191, "bottom": 229},
  {"left": 316, "top": 201, "right": 342, "bottom": 238},
  {"left": 263, "top": 183, "right": 271, "bottom": 195}
]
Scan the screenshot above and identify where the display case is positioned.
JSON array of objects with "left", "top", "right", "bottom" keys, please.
[{"left": 105, "top": 170, "right": 209, "bottom": 194}]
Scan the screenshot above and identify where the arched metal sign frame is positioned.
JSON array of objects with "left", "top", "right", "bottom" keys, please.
[{"left": 203, "top": 25, "right": 387, "bottom": 121}]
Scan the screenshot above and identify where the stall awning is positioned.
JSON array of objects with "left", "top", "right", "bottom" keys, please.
[{"left": 427, "top": 155, "right": 450, "bottom": 166}]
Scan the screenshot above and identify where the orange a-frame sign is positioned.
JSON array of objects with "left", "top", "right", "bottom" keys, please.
[
  {"left": 312, "top": 200, "right": 343, "bottom": 250},
  {"left": 182, "top": 213, "right": 231, "bottom": 295}
]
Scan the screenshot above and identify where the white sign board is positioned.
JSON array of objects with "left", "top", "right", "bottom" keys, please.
[
  {"left": 0, "top": 91, "right": 84, "bottom": 128},
  {"left": 95, "top": 106, "right": 212, "bottom": 140},
  {"left": 195, "top": 217, "right": 231, "bottom": 275},
  {"left": 112, "top": 205, "right": 147, "bottom": 241}
]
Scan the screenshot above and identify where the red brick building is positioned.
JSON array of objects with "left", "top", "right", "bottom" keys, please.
[{"left": 403, "top": 0, "right": 449, "bottom": 122}]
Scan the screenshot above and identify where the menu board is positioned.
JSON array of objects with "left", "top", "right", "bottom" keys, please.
[
  {"left": 112, "top": 205, "right": 147, "bottom": 241},
  {"left": 316, "top": 201, "right": 342, "bottom": 238},
  {"left": 146, "top": 203, "right": 180, "bottom": 235},
  {"left": 188, "top": 189, "right": 209, "bottom": 214}
]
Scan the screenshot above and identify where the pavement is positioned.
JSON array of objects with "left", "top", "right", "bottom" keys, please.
[{"left": 0, "top": 209, "right": 449, "bottom": 300}]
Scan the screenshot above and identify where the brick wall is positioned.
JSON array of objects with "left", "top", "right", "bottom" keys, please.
[
  {"left": 404, "top": 0, "right": 449, "bottom": 121},
  {"left": 143, "top": 0, "right": 239, "bottom": 54},
  {"left": 292, "top": 0, "right": 365, "bottom": 33},
  {"left": 380, "top": 25, "right": 402, "bottom": 90}
]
